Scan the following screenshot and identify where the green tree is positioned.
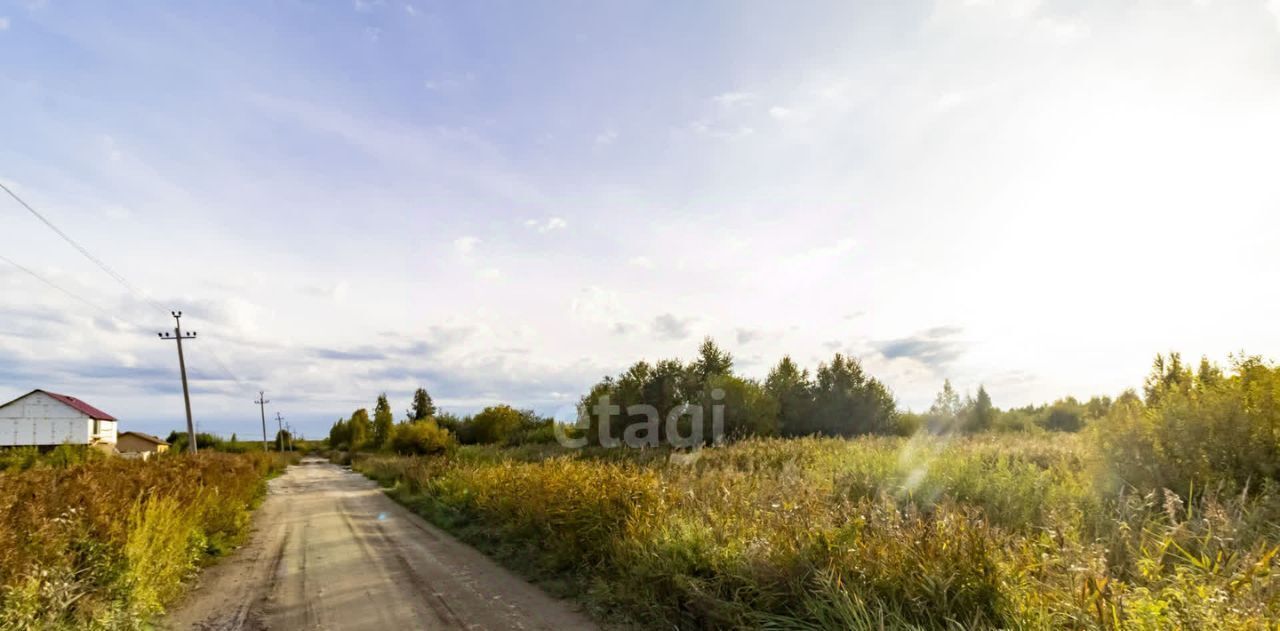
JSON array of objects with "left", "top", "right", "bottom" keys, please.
[
  {"left": 692, "top": 337, "right": 734, "bottom": 383},
  {"left": 1042, "top": 397, "right": 1084, "bottom": 432},
  {"left": 328, "top": 418, "right": 349, "bottom": 449},
  {"left": 766, "top": 356, "right": 814, "bottom": 437},
  {"left": 927, "top": 379, "right": 963, "bottom": 433},
  {"left": 348, "top": 408, "right": 372, "bottom": 451},
  {"left": 373, "top": 393, "right": 394, "bottom": 448},
  {"left": 706, "top": 374, "right": 777, "bottom": 441},
  {"left": 969, "top": 385, "right": 995, "bottom": 432},
  {"left": 407, "top": 387, "right": 436, "bottom": 421},
  {"left": 469, "top": 404, "right": 525, "bottom": 444},
  {"left": 1144, "top": 352, "right": 1192, "bottom": 406},
  {"left": 810, "top": 353, "right": 897, "bottom": 436}
]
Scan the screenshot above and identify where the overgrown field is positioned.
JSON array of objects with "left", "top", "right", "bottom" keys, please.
[
  {"left": 0, "top": 452, "right": 287, "bottom": 629},
  {"left": 356, "top": 433, "right": 1280, "bottom": 629}
]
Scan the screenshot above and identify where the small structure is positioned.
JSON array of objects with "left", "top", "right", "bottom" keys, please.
[
  {"left": 117, "top": 431, "right": 169, "bottom": 460},
  {"left": 0, "top": 389, "right": 118, "bottom": 449}
]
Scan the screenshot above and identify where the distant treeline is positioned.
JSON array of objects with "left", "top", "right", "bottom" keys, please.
[{"left": 327, "top": 339, "right": 1277, "bottom": 467}]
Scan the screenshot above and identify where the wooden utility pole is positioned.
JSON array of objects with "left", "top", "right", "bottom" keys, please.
[
  {"left": 254, "top": 391, "right": 270, "bottom": 452},
  {"left": 158, "top": 311, "right": 198, "bottom": 454},
  {"left": 275, "top": 412, "right": 286, "bottom": 453}
]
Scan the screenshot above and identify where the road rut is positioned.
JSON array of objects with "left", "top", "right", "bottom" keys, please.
[{"left": 163, "top": 458, "right": 598, "bottom": 630}]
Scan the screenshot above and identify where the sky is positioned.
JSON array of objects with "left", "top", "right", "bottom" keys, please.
[{"left": 1, "top": 0, "right": 1278, "bottom": 440}]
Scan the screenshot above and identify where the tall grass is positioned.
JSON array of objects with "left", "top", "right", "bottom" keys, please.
[
  {"left": 0, "top": 452, "right": 284, "bottom": 629},
  {"left": 356, "top": 435, "right": 1280, "bottom": 629}
]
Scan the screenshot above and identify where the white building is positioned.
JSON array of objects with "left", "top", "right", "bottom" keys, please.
[{"left": 0, "top": 389, "right": 118, "bottom": 448}]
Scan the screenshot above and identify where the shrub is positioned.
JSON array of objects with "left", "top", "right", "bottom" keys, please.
[
  {"left": 389, "top": 420, "right": 455, "bottom": 455},
  {"left": 1094, "top": 355, "right": 1280, "bottom": 493}
]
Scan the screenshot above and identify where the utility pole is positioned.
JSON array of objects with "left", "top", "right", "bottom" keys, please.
[
  {"left": 254, "top": 391, "right": 269, "bottom": 452},
  {"left": 275, "top": 412, "right": 286, "bottom": 453},
  {"left": 158, "top": 311, "right": 198, "bottom": 454}
]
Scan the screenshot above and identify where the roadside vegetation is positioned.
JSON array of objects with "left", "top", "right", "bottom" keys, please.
[
  {"left": 341, "top": 343, "right": 1280, "bottom": 629},
  {"left": 0, "top": 451, "right": 288, "bottom": 629}
]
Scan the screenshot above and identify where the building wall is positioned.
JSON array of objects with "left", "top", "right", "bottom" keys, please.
[
  {"left": 117, "top": 433, "right": 166, "bottom": 454},
  {"left": 0, "top": 391, "right": 95, "bottom": 447},
  {"left": 94, "top": 419, "right": 117, "bottom": 444}
]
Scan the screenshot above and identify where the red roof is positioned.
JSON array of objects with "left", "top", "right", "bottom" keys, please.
[
  {"left": 0, "top": 390, "right": 119, "bottom": 421},
  {"left": 41, "top": 391, "right": 117, "bottom": 421}
]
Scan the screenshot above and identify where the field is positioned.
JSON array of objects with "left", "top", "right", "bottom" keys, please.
[
  {"left": 0, "top": 451, "right": 290, "bottom": 629},
  {"left": 354, "top": 432, "right": 1280, "bottom": 629}
]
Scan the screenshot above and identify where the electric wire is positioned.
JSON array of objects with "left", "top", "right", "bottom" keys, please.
[
  {"left": 1, "top": 181, "right": 259, "bottom": 391},
  {"left": 1, "top": 181, "right": 167, "bottom": 313}
]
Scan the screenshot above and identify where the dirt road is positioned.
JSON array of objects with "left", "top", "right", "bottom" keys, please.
[{"left": 164, "top": 458, "right": 598, "bottom": 630}]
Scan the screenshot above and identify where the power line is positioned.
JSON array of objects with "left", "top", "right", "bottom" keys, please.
[
  {"left": 0, "top": 253, "right": 143, "bottom": 333},
  {"left": 3, "top": 181, "right": 261, "bottom": 393},
  {"left": 3, "top": 181, "right": 275, "bottom": 444},
  {"left": 0, "top": 181, "right": 165, "bottom": 312}
]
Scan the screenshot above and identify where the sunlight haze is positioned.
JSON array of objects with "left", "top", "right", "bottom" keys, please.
[{"left": 2, "top": 0, "right": 1278, "bottom": 438}]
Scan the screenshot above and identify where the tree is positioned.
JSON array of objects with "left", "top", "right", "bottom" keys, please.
[
  {"left": 469, "top": 405, "right": 525, "bottom": 444},
  {"left": 810, "top": 353, "right": 898, "bottom": 436},
  {"left": 706, "top": 374, "right": 777, "bottom": 441},
  {"left": 692, "top": 337, "right": 734, "bottom": 383},
  {"left": 969, "top": 385, "right": 995, "bottom": 432},
  {"left": 766, "top": 356, "right": 814, "bottom": 437},
  {"left": 348, "top": 408, "right": 372, "bottom": 451},
  {"left": 328, "top": 418, "right": 349, "bottom": 449},
  {"left": 373, "top": 393, "right": 394, "bottom": 448},
  {"left": 1144, "top": 352, "right": 1192, "bottom": 406},
  {"left": 1043, "top": 397, "right": 1084, "bottom": 432},
  {"left": 407, "top": 387, "right": 436, "bottom": 421},
  {"left": 927, "top": 379, "right": 964, "bottom": 433}
]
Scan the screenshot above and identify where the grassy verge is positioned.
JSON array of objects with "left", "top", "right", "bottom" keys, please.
[
  {"left": 354, "top": 436, "right": 1280, "bottom": 630},
  {"left": 0, "top": 452, "right": 289, "bottom": 629}
]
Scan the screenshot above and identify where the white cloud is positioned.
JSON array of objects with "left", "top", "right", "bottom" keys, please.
[
  {"left": 404, "top": 4, "right": 417, "bottom": 16},
  {"left": 628, "top": 256, "right": 654, "bottom": 269},
  {"left": 594, "top": 129, "right": 618, "bottom": 145},
  {"left": 768, "top": 106, "right": 793, "bottom": 120},
  {"left": 571, "top": 286, "right": 620, "bottom": 323},
  {"left": 712, "top": 91, "right": 756, "bottom": 107},
  {"left": 1269, "top": 0, "right": 1280, "bottom": 33},
  {"left": 523, "top": 217, "right": 566, "bottom": 233},
  {"left": 688, "top": 120, "right": 755, "bottom": 139},
  {"left": 935, "top": 91, "right": 974, "bottom": 113},
  {"left": 0, "top": 17, "right": 10, "bottom": 31},
  {"left": 453, "top": 236, "right": 480, "bottom": 254}
]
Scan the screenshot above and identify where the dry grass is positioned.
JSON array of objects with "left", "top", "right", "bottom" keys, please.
[
  {"left": 0, "top": 452, "right": 284, "bottom": 629},
  {"left": 357, "top": 435, "right": 1280, "bottom": 629}
]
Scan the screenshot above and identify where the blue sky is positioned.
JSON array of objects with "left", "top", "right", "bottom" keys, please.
[{"left": 2, "top": 0, "right": 1279, "bottom": 440}]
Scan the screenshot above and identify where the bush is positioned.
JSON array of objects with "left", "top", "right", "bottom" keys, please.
[
  {"left": 1094, "top": 355, "right": 1280, "bottom": 494},
  {"left": 389, "top": 420, "right": 455, "bottom": 455}
]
